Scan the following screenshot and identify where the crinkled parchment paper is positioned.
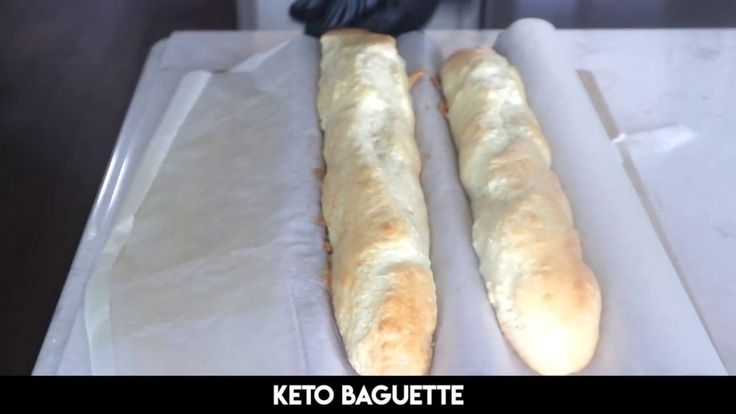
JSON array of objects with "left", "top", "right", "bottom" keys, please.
[{"left": 86, "top": 20, "right": 725, "bottom": 374}]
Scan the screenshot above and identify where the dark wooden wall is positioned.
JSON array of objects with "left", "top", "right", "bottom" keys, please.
[{"left": 482, "top": 0, "right": 736, "bottom": 28}]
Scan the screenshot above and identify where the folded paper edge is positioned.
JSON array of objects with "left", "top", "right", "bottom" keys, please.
[{"left": 84, "top": 70, "right": 212, "bottom": 375}]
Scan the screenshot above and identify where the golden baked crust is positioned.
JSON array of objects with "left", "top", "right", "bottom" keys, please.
[
  {"left": 317, "top": 29, "right": 437, "bottom": 375},
  {"left": 441, "top": 47, "right": 601, "bottom": 375}
]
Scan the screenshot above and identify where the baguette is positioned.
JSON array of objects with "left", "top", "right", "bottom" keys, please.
[
  {"left": 317, "top": 29, "right": 437, "bottom": 375},
  {"left": 441, "top": 48, "right": 601, "bottom": 375}
]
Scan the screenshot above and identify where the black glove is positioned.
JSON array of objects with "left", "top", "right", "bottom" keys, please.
[{"left": 290, "top": 0, "right": 440, "bottom": 37}]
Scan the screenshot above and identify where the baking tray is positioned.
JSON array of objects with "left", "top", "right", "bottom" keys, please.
[{"left": 35, "top": 19, "right": 726, "bottom": 375}]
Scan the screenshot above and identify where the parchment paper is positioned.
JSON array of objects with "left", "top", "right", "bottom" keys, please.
[
  {"left": 397, "top": 21, "right": 724, "bottom": 374},
  {"left": 85, "top": 37, "right": 351, "bottom": 375},
  {"left": 85, "top": 19, "right": 726, "bottom": 374},
  {"left": 493, "top": 20, "right": 724, "bottom": 373}
]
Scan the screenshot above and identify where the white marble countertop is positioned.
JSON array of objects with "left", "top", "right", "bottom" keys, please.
[{"left": 34, "top": 29, "right": 736, "bottom": 375}]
